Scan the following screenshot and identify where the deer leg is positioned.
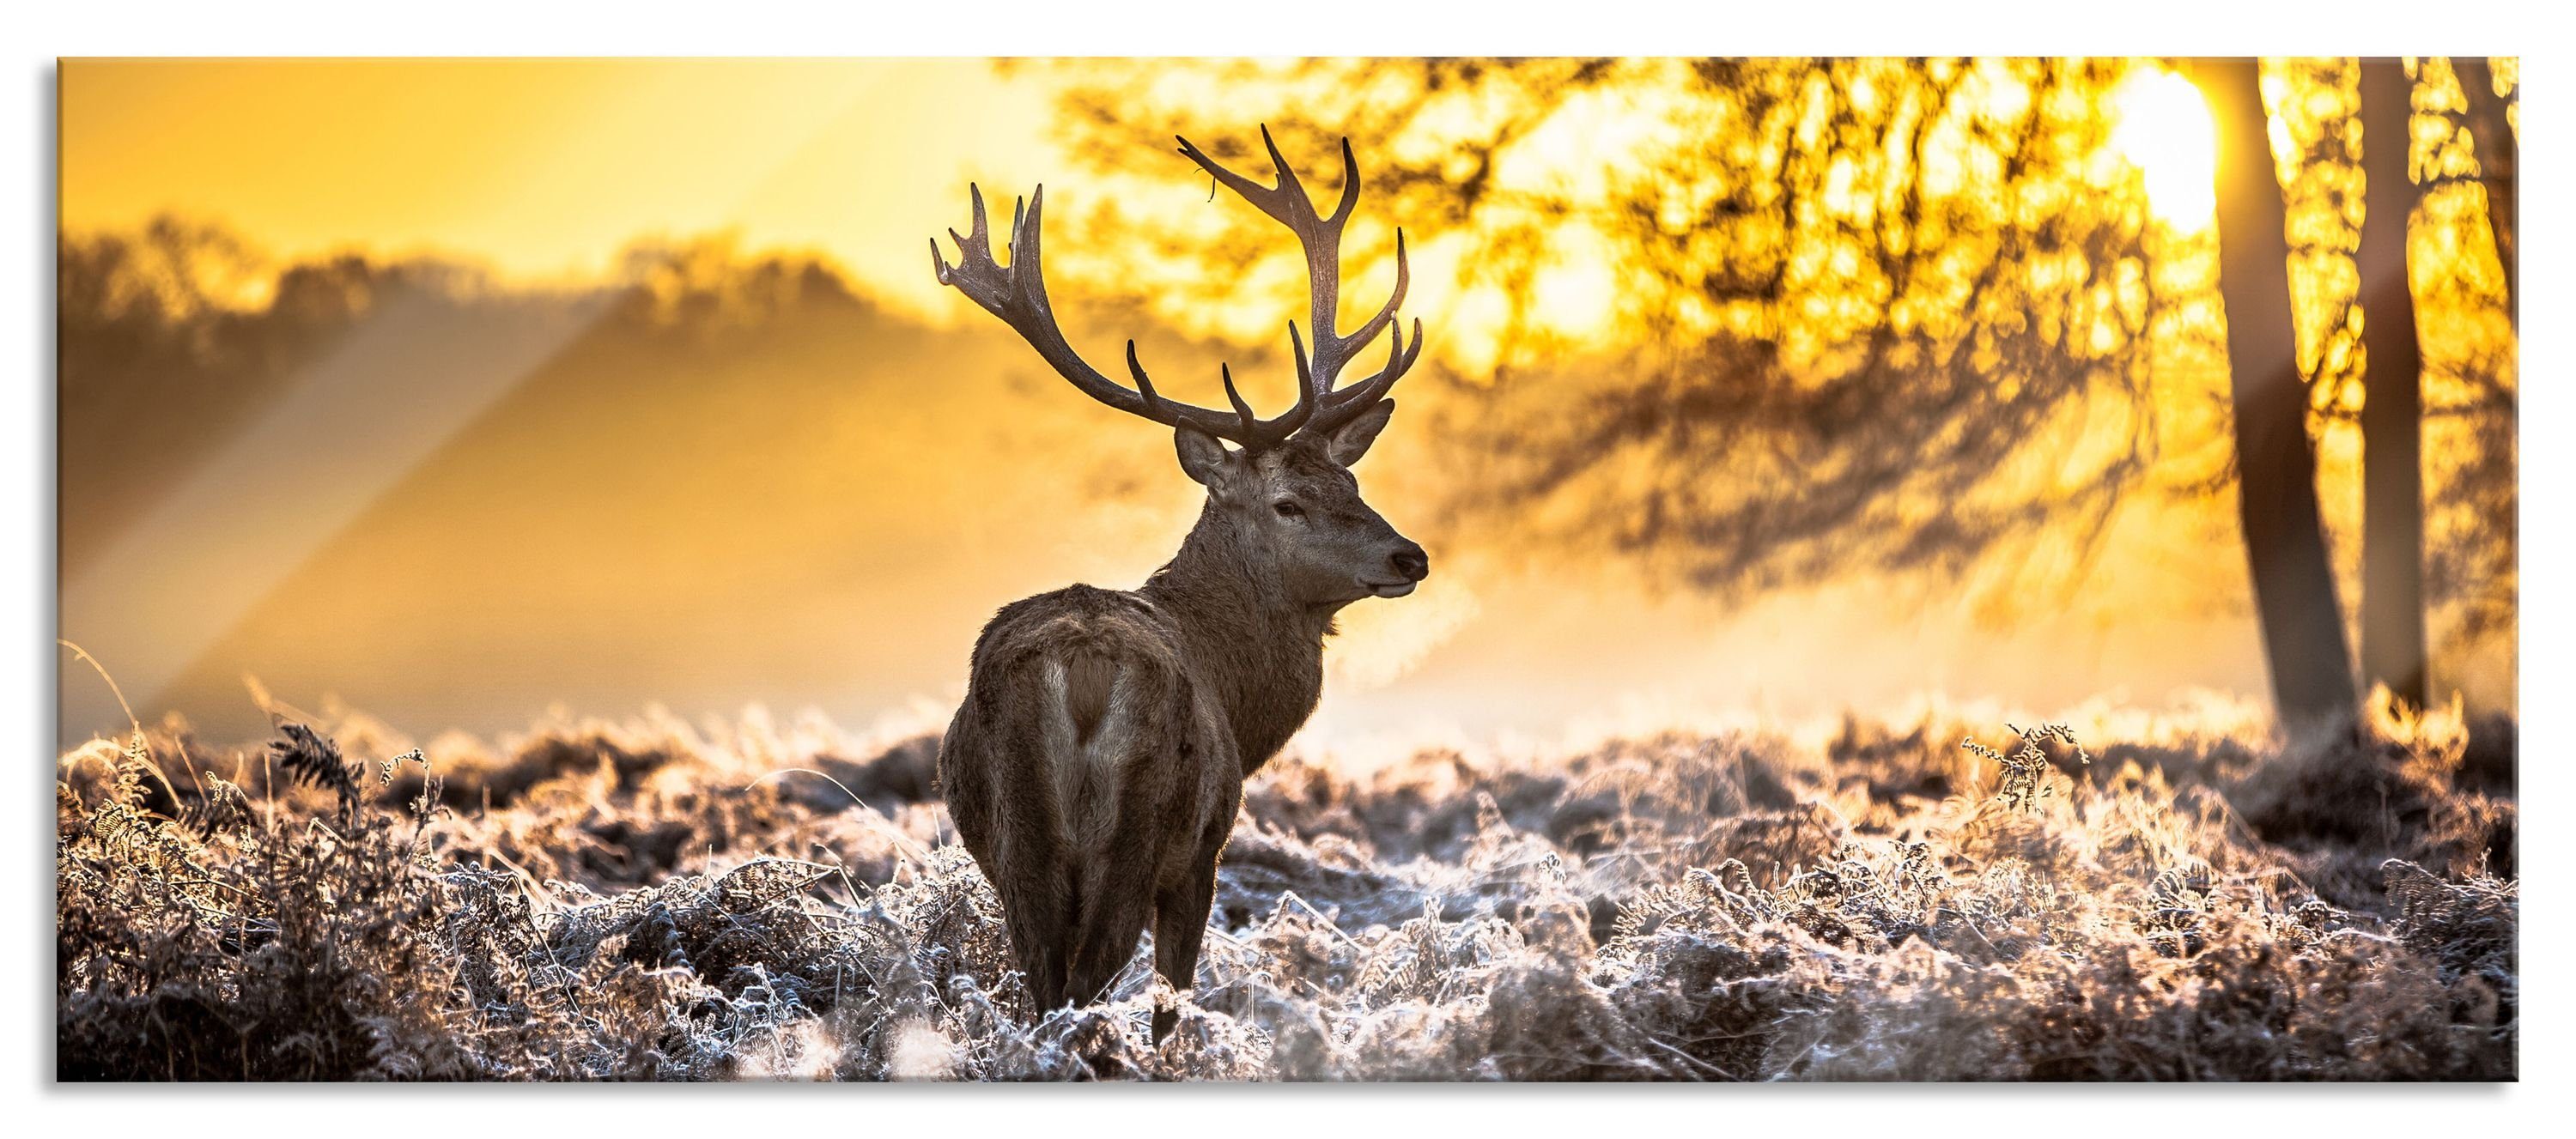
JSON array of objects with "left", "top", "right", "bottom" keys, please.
[
  {"left": 1150, "top": 813, "right": 1230, "bottom": 1044},
  {"left": 1059, "top": 759, "right": 1165, "bottom": 1010},
  {"left": 992, "top": 848, "right": 1073, "bottom": 1016},
  {"left": 1061, "top": 849, "right": 1155, "bottom": 1012},
  {"left": 982, "top": 699, "right": 1079, "bottom": 1020}
]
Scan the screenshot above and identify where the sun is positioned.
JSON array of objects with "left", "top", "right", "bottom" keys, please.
[{"left": 2109, "top": 65, "right": 2220, "bottom": 232}]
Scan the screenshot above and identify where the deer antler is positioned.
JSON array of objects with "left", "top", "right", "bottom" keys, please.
[{"left": 931, "top": 126, "right": 1424, "bottom": 450}]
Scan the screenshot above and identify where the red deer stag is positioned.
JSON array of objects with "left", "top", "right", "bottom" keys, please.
[{"left": 928, "top": 128, "right": 1427, "bottom": 1039}]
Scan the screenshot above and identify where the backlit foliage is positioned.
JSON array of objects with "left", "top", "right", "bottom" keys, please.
[
  {"left": 2258, "top": 58, "right": 2518, "bottom": 656},
  {"left": 1048, "top": 58, "right": 2516, "bottom": 669},
  {"left": 1057, "top": 58, "right": 2167, "bottom": 600}
]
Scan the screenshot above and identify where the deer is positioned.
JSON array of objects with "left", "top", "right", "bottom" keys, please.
[{"left": 927, "top": 128, "right": 1428, "bottom": 1042}]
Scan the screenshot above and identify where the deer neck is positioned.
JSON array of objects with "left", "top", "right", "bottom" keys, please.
[{"left": 1138, "top": 506, "right": 1338, "bottom": 772}]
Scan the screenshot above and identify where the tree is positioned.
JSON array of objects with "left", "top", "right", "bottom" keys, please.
[
  {"left": 2356, "top": 58, "right": 2427, "bottom": 708},
  {"left": 2450, "top": 57, "right": 2517, "bottom": 325},
  {"left": 2421, "top": 58, "right": 2519, "bottom": 674},
  {"left": 2194, "top": 59, "right": 2356, "bottom": 725},
  {"left": 1051, "top": 58, "right": 2511, "bottom": 724},
  {"left": 1053, "top": 59, "right": 2161, "bottom": 603}
]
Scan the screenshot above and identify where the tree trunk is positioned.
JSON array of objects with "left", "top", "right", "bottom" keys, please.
[
  {"left": 2195, "top": 58, "right": 2358, "bottom": 728},
  {"left": 2452, "top": 57, "right": 2517, "bottom": 325},
  {"left": 2357, "top": 58, "right": 2428, "bottom": 709}
]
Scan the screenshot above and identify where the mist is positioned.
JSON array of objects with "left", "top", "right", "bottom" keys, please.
[{"left": 58, "top": 227, "right": 2344, "bottom": 754}]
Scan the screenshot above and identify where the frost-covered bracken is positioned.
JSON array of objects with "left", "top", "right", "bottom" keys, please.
[{"left": 56, "top": 694, "right": 2514, "bottom": 1081}]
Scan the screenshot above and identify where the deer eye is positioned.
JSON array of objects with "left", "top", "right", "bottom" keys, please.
[{"left": 1272, "top": 500, "right": 1305, "bottom": 520}]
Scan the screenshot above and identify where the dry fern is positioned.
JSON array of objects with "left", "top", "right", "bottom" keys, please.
[{"left": 58, "top": 710, "right": 2515, "bottom": 1081}]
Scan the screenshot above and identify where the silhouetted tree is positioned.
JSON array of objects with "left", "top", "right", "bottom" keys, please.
[
  {"left": 2451, "top": 57, "right": 2517, "bottom": 326},
  {"left": 2195, "top": 59, "right": 2355, "bottom": 725},
  {"left": 2356, "top": 58, "right": 2427, "bottom": 708},
  {"left": 2419, "top": 58, "right": 2518, "bottom": 665},
  {"left": 2260, "top": 57, "right": 2517, "bottom": 702},
  {"left": 1054, "top": 58, "right": 2160, "bottom": 602},
  {"left": 1055, "top": 58, "right": 2532, "bottom": 721}
]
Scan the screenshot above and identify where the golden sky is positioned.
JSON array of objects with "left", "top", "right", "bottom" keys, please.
[
  {"left": 53, "top": 58, "right": 2514, "bottom": 752},
  {"left": 59, "top": 58, "right": 2227, "bottom": 339},
  {"left": 62, "top": 58, "right": 1064, "bottom": 320}
]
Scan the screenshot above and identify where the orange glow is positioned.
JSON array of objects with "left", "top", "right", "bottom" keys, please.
[
  {"left": 53, "top": 58, "right": 2518, "bottom": 752},
  {"left": 59, "top": 59, "right": 1063, "bottom": 321},
  {"left": 2110, "top": 65, "right": 2221, "bottom": 231}
]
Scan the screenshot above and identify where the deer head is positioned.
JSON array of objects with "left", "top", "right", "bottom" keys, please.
[{"left": 932, "top": 127, "right": 1430, "bottom": 607}]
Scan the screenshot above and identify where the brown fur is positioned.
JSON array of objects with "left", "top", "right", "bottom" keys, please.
[
  {"left": 1060, "top": 651, "right": 1119, "bottom": 748},
  {"left": 931, "top": 132, "right": 1431, "bottom": 1043},
  {"left": 938, "top": 423, "right": 1425, "bottom": 1040}
]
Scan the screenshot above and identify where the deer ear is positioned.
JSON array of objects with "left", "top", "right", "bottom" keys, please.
[
  {"left": 1174, "top": 425, "right": 1236, "bottom": 487},
  {"left": 1322, "top": 400, "right": 1396, "bottom": 467}
]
